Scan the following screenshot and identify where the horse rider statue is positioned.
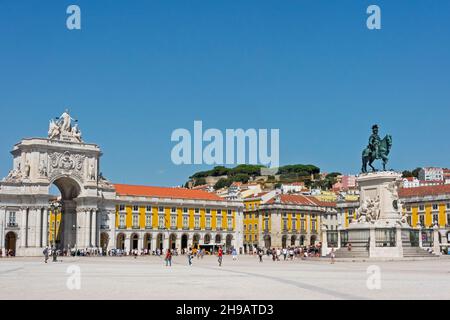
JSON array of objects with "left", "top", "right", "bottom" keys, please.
[{"left": 362, "top": 124, "right": 393, "bottom": 173}]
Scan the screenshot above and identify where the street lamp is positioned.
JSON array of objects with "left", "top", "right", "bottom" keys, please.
[{"left": 49, "top": 200, "right": 62, "bottom": 262}]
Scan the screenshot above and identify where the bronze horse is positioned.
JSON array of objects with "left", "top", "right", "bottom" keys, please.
[{"left": 362, "top": 135, "right": 392, "bottom": 173}]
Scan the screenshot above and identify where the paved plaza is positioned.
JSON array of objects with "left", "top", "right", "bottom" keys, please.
[{"left": 1, "top": 255, "right": 450, "bottom": 300}]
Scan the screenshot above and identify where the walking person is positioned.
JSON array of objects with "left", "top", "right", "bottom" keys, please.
[
  {"left": 258, "top": 248, "right": 264, "bottom": 263},
  {"left": 43, "top": 247, "right": 49, "bottom": 264},
  {"left": 282, "top": 248, "right": 288, "bottom": 261},
  {"left": 330, "top": 248, "right": 336, "bottom": 264},
  {"left": 218, "top": 246, "right": 223, "bottom": 267},
  {"left": 232, "top": 248, "right": 238, "bottom": 261},
  {"left": 188, "top": 248, "right": 193, "bottom": 266},
  {"left": 165, "top": 249, "right": 172, "bottom": 267}
]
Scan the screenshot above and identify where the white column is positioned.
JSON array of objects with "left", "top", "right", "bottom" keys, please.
[
  {"left": 151, "top": 236, "right": 157, "bottom": 252},
  {"left": 321, "top": 225, "right": 328, "bottom": 257},
  {"left": 396, "top": 227, "right": 403, "bottom": 257},
  {"left": 0, "top": 207, "right": 5, "bottom": 256},
  {"left": 433, "top": 225, "right": 441, "bottom": 255},
  {"left": 43, "top": 209, "right": 49, "bottom": 248},
  {"left": 138, "top": 234, "right": 144, "bottom": 252},
  {"left": 163, "top": 233, "right": 170, "bottom": 251},
  {"left": 91, "top": 210, "right": 97, "bottom": 247},
  {"left": 124, "top": 234, "right": 130, "bottom": 254},
  {"left": 35, "top": 208, "right": 43, "bottom": 248},
  {"left": 20, "top": 208, "right": 28, "bottom": 248}
]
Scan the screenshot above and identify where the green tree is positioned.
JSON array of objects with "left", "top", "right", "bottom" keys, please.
[{"left": 214, "top": 178, "right": 233, "bottom": 190}]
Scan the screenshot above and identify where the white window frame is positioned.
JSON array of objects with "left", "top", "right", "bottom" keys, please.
[
  {"left": 145, "top": 214, "right": 152, "bottom": 228},
  {"left": 119, "top": 214, "right": 126, "bottom": 228},
  {"left": 171, "top": 215, "right": 177, "bottom": 228},
  {"left": 194, "top": 216, "right": 200, "bottom": 229},
  {"left": 158, "top": 216, "right": 165, "bottom": 229},
  {"left": 132, "top": 214, "right": 139, "bottom": 228}
]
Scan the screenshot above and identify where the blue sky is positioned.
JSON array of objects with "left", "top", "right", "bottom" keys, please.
[{"left": 1, "top": 1, "right": 449, "bottom": 186}]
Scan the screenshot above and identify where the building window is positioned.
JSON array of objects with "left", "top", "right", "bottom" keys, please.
[
  {"left": 146, "top": 206, "right": 152, "bottom": 213},
  {"left": 194, "top": 216, "right": 200, "bottom": 229},
  {"left": 447, "top": 213, "right": 450, "bottom": 225},
  {"left": 419, "top": 215, "right": 425, "bottom": 226},
  {"left": 119, "top": 204, "right": 125, "bottom": 212},
  {"left": 132, "top": 215, "right": 139, "bottom": 228},
  {"left": 301, "top": 221, "right": 305, "bottom": 230},
  {"left": 228, "top": 218, "right": 233, "bottom": 229},
  {"left": 159, "top": 216, "right": 165, "bottom": 229},
  {"left": 217, "top": 217, "right": 222, "bottom": 229},
  {"left": 283, "top": 220, "right": 288, "bottom": 230},
  {"left": 217, "top": 209, "right": 222, "bottom": 215},
  {"left": 249, "top": 224, "right": 252, "bottom": 231},
  {"left": 183, "top": 216, "right": 188, "bottom": 228},
  {"left": 265, "top": 213, "right": 269, "bottom": 218},
  {"left": 292, "top": 220, "right": 297, "bottom": 230},
  {"left": 183, "top": 208, "right": 188, "bottom": 214},
  {"left": 145, "top": 215, "right": 152, "bottom": 227},
  {"left": 206, "top": 208, "right": 211, "bottom": 214},
  {"left": 406, "top": 206, "right": 411, "bottom": 212},
  {"left": 228, "top": 210, "right": 232, "bottom": 216},
  {"left": 432, "top": 204, "right": 438, "bottom": 211},
  {"left": 171, "top": 215, "right": 177, "bottom": 227},
  {"left": 206, "top": 217, "right": 211, "bottom": 229},
  {"left": 419, "top": 205, "right": 425, "bottom": 211},
  {"left": 119, "top": 215, "right": 126, "bottom": 228},
  {"left": 264, "top": 220, "right": 269, "bottom": 230},
  {"left": 171, "top": 207, "right": 177, "bottom": 214},
  {"left": 447, "top": 203, "right": 450, "bottom": 210},
  {"left": 433, "top": 214, "right": 439, "bottom": 225},
  {"left": 249, "top": 234, "right": 252, "bottom": 242},
  {"left": 254, "top": 224, "right": 258, "bottom": 231},
  {"left": 195, "top": 208, "right": 200, "bottom": 214},
  {"left": 158, "top": 207, "right": 164, "bottom": 213},
  {"left": 8, "top": 211, "right": 16, "bottom": 224},
  {"left": 312, "top": 220, "right": 316, "bottom": 231},
  {"left": 133, "top": 205, "right": 139, "bottom": 212},
  {"left": 244, "top": 225, "right": 247, "bottom": 231}
]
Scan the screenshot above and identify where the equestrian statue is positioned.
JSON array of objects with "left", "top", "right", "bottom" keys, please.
[{"left": 362, "top": 124, "right": 392, "bottom": 173}]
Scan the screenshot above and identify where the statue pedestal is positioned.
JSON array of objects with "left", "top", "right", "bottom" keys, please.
[{"left": 341, "top": 172, "right": 414, "bottom": 259}]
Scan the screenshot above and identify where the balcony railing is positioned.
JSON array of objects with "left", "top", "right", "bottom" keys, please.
[
  {"left": 216, "top": 227, "right": 223, "bottom": 231},
  {"left": 7, "top": 223, "right": 19, "bottom": 229},
  {"left": 227, "top": 227, "right": 234, "bottom": 232},
  {"left": 100, "top": 225, "right": 110, "bottom": 230},
  {"left": 118, "top": 225, "right": 127, "bottom": 230},
  {"left": 132, "top": 225, "right": 140, "bottom": 230},
  {"left": 300, "top": 229, "right": 307, "bottom": 234},
  {"left": 182, "top": 226, "right": 190, "bottom": 230}
]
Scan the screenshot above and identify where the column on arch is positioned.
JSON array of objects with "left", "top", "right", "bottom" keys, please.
[
  {"left": 43, "top": 208, "right": 49, "bottom": 248},
  {"left": 20, "top": 207, "right": 28, "bottom": 248},
  {"left": 91, "top": 210, "right": 97, "bottom": 248}
]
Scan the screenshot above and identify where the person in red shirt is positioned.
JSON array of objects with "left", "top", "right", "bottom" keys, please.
[
  {"left": 165, "top": 249, "right": 172, "bottom": 267},
  {"left": 218, "top": 247, "right": 223, "bottom": 267}
]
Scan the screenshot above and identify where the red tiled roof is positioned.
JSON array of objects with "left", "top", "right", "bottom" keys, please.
[
  {"left": 266, "top": 194, "right": 336, "bottom": 207},
  {"left": 114, "top": 184, "right": 224, "bottom": 201},
  {"left": 399, "top": 184, "right": 450, "bottom": 198}
]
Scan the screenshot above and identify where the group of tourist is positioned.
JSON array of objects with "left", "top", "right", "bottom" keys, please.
[{"left": 250, "top": 244, "right": 324, "bottom": 262}]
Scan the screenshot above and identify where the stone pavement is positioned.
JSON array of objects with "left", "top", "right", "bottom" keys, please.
[{"left": 1, "top": 255, "right": 450, "bottom": 300}]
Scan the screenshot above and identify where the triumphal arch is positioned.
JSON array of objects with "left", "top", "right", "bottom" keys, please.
[{"left": 0, "top": 110, "right": 116, "bottom": 256}]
